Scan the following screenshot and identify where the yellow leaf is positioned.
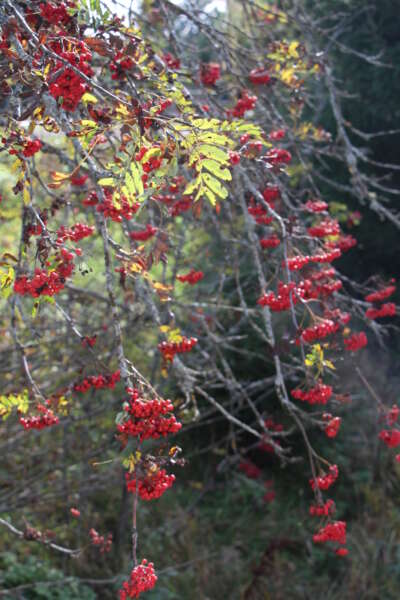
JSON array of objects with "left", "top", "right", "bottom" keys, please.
[
  {"left": 80, "top": 119, "right": 98, "bottom": 128},
  {"left": 130, "top": 162, "right": 144, "bottom": 196},
  {"left": 23, "top": 187, "right": 31, "bottom": 205},
  {"left": 81, "top": 92, "right": 98, "bottom": 104},
  {"left": 0, "top": 266, "right": 14, "bottom": 298},
  {"left": 196, "top": 144, "right": 229, "bottom": 163},
  {"left": 202, "top": 173, "right": 229, "bottom": 199},
  {"left": 97, "top": 177, "right": 114, "bottom": 186},
  {"left": 183, "top": 178, "right": 199, "bottom": 196},
  {"left": 203, "top": 186, "right": 216, "bottom": 206},
  {"left": 201, "top": 159, "right": 231, "bottom": 181},
  {"left": 324, "top": 360, "right": 336, "bottom": 371},
  {"left": 51, "top": 171, "right": 71, "bottom": 182},
  {"left": 0, "top": 390, "right": 29, "bottom": 420},
  {"left": 124, "top": 171, "right": 134, "bottom": 192},
  {"left": 288, "top": 41, "right": 300, "bottom": 59},
  {"left": 11, "top": 159, "right": 21, "bottom": 172},
  {"left": 168, "top": 328, "right": 183, "bottom": 343},
  {"left": 141, "top": 147, "right": 162, "bottom": 163}
]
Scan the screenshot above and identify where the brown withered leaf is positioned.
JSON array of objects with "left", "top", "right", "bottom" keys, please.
[
  {"left": 192, "top": 199, "right": 203, "bottom": 219},
  {"left": 85, "top": 37, "right": 110, "bottom": 56},
  {"left": 152, "top": 232, "right": 169, "bottom": 264}
]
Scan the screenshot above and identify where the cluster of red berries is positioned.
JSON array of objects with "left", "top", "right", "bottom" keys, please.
[
  {"left": 14, "top": 250, "right": 74, "bottom": 297},
  {"left": 365, "top": 302, "right": 396, "bottom": 320},
  {"left": 56, "top": 223, "right": 94, "bottom": 243},
  {"left": 260, "top": 235, "right": 280, "bottom": 249},
  {"left": 89, "top": 528, "right": 112, "bottom": 553},
  {"left": 142, "top": 99, "right": 173, "bottom": 130},
  {"left": 386, "top": 404, "right": 399, "bottom": 426},
  {"left": 310, "top": 465, "right": 338, "bottom": 491},
  {"left": 304, "top": 200, "right": 328, "bottom": 213},
  {"left": 48, "top": 41, "right": 92, "bottom": 112},
  {"left": 262, "top": 186, "right": 281, "bottom": 204},
  {"left": 228, "top": 90, "right": 258, "bottom": 118},
  {"left": 158, "top": 337, "right": 197, "bottom": 362},
  {"left": 200, "top": 62, "right": 221, "bottom": 85},
  {"left": 309, "top": 499, "right": 335, "bottom": 517},
  {"left": 326, "top": 234, "right": 357, "bottom": 252},
  {"left": 117, "top": 389, "right": 181, "bottom": 441},
  {"left": 40, "top": 2, "right": 73, "bottom": 26},
  {"left": 18, "top": 139, "right": 42, "bottom": 157},
  {"left": 364, "top": 281, "right": 396, "bottom": 319},
  {"left": 169, "top": 198, "right": 192, "bottom": 217},
  {"left": 257, "top": 281, "right": 303, "bottom": 311},
  {"left": 379, "top": 429, "right": 400, "bottom": 448},
  {"left": 22, "top": 215, "right": 45, "bottom": 239},
  {"left": 311, "top": 248, "right": 342, "bottom": 263},
  {"left": 365, "top": 283, "right": 396, "bottom": 303},
  {"left": 285, "top": 255, "right": 309, "bottom": 271},
  {"left": 299, "top": 319, "right": 339, "bottom": 344},
  {"left": 269, "top": 129, "right": 285, "bottom": 141},
  {"left": 307, "top": 218, "right": 340, "bottom": 238},
  {"left": 311, "top": 267, "right": 336, "bottom": 282},
  {"left": 284, "top": 252, "right": 342, "bottom": 270},
  {"left": 263, "top": 480, "right": 276, "bottom": 503},
  {"left": 71, "top": 174, "right": 88, "bottom": 186},
  {"left": 177, "top": 270, "right": 204, "bottom": 285},
  {"left": 19, "top": 404, "right": 59, "bottom": 430},
  {"left": 238, "top": 460, "right": 262, "bottom": 479},
  {"left": 73, "top": 370, "right": 120, "bottom": 393},
  {"left": 248, "top": 200, "right": 274, "bottom": 225},
  {"left": 81, "top": 335, "right": 97, "bottom": 348},
  {"left": 324, "top": 307, "right": 350, "bottom": 326},
  {"left": 83, "top": 190, "right": 139, "bottom": 222},
  {"left": 97, "top": 191, "right": 139, "bottom": 222},
  {"left": 343, "top": 331, "right": 367, "bottom": 351},
  {"left": 109, "top": 51, "right": 135, "bottom": 80},
  {"left": 162, "top": 52, "right": 181, "bottom": 70},
  {"left": 134, "top": 147, "right": 164, "bottom": 175},
  {"left": 249, "top": 67, "right": 271, "bottom": 85},
  {"left": 379, "top": 405, "right": 400, "bottom": 461},
  {"left": 312, "top": 279, "right": 342, "bottom": 298},
  {"left": 229, "top": 151, "right": 241, "bottom": 165},
  {"left": 296, "top": 275, "right": 343, "bottom": 300},
  {"left": 129, "top": 225, "right": 157, "bottom": 242},
  {"left": 313, "top": 521, "right": 346, "bottom": 545},
  {"left": 153, "top": 178, "right": 193, "bottom": 217},
  {"left": 323, "top": 414, "right": 341, "bottom": 438},
  {"left": 119, "top": 559, "right": 157, "bottom": 600},
  {"left": 126, "top": 469, "right": 176, "bottom": 501},
  {"left": 263, "top": 148, "right": 292, "bottom": 166},
  {"left": 291, "top": 383, "right": 333, "bottom": 405}
]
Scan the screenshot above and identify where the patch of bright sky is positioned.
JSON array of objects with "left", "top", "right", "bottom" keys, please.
[{"left": 102, "top": 0, "right": 226, "bottom": 21}]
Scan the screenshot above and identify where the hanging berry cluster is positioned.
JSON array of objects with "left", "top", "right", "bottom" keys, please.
[
  {"left": 117, "top": 389, "right": 182, "bottom": 441},
  {"left": 158, "top": 337, "right": 198, "bottom": 363}
]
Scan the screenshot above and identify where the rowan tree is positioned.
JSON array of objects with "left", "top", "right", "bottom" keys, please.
[{"left": 0, "top": 1, "right": 398, "bottom": 598}]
